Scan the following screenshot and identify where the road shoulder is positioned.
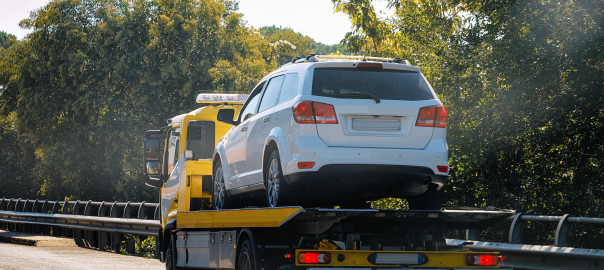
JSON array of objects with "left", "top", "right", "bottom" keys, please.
[{"left": 0, "top": 229, "right": 77, "bottom": 247}]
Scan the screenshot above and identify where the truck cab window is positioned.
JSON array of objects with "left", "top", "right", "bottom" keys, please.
[{"left": 167, "top": 128, "right": 180, "bottom": 172}]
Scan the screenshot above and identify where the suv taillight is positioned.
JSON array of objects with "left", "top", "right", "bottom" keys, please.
[
  {"left": 416, "top": 105, "right": 447, "bottom": 128},
  {"left": 293, "top": 101, "right": 338, "bottom": 124}
]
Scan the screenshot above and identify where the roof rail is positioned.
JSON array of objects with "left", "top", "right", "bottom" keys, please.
[{"left": 294, "top": 55, "right": 411, "bottom": 65}]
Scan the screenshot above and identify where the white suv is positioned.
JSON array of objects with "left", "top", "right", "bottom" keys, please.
[{"left": 213, "top": 55, "right": 448, "bottom": 210}]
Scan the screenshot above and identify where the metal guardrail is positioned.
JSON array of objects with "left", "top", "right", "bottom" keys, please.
[
  {"left": 0, "top": 198, "right": 160, "bottom": 253},
  {"left": 460, "top": 212, "right": 604, "bottom": 269},
  {"left": 465, "top": 212, "right": 604, "bottom": 247},
  {"left": 508, "top": 213, "right": 604, "bottom": 247},
  {"left": 2, "top": 198, "right": 604, "bottom": 269},
  {"left": 0, "top": 198, "right": 159, "bottom": 220},
  {"left": 447, "top": 239, "right": 604, "bottom": 270}
]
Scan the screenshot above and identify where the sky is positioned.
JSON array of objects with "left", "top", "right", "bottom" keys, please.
[{"left": 0, "top": 0, "right": 391, "bottom": 45}]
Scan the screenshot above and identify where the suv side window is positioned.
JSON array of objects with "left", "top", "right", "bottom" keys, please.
[
  {"left": 258, "top": 75, "right": 285, "bottom": 113},
  {"left": 238, "top": 82, "right": 265, "bottom": 122},
  {"left": 278, "top": 73, "right": 298, "bottom": 104}
]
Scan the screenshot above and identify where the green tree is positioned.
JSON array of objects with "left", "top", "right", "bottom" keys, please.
[
  {"left": 258, "top": 26, "right": 348, "bottom": 65},
  {"left": 333, "top": 0, "right": 603, "bottom": 228},
  {"left": 0, "top": 31, "right": 17, "bottom": 50},
  {"left": 0, "top": 0, "right": 277, "bottom": 201}
]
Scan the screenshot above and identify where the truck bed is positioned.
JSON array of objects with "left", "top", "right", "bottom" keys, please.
[{"left": 176, "top": 207, "right": 515, "bottom": 231}]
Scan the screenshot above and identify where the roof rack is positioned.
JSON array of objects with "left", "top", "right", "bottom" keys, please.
[{"left": 292, "top": 54, "right": 410, "bottom": 65}]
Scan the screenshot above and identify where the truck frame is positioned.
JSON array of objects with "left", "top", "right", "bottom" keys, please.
[{"left": 143, "top": 94, "right": 513, "bottom": 269}]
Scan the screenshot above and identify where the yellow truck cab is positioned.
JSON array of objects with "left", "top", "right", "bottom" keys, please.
[
  {"left": 143, "top": 94, "right": 511, "bottom": 270},
  {"left": 144, "top": 94, "right": 247, "bottom": 226}
]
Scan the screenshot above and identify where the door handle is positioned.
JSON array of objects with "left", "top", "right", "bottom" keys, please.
[
  {"left": 241, "top": 126, "right": 248, "bottom": 132},
  {"left": 263, "top": 117, "right": 270, "bottom": 123}
]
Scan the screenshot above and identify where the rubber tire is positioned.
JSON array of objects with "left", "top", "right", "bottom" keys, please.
[
  {"left": 165, "top": 234, "right": 181, "bottom": 270},
  {"left": 236, "top": 238, "right": 258, "bottom": 270},
  {"left": 265, "top": 150, "right": 289, "bottom": 207},
  {"left": 212, "top": 161, "right": 230, "bottom": 210},
  {"left": 407, "top": 184, "right": 442, "bottom": 210}
]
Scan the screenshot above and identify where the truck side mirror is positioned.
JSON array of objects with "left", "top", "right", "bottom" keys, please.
[
  {"left": 144, "top": 131, "right": 164, "bottom": 188},
  {"left": 217, "top": 109, "right": 239, "bottom": 126}
]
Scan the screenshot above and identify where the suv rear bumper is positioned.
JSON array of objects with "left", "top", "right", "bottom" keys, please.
[{"left": 284, "top": 164, "right": 448, "bottom": 204}]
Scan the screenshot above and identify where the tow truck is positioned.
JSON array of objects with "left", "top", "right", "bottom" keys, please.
[{"left": 143, "top": 93, "right": 514, "bottom": 269}]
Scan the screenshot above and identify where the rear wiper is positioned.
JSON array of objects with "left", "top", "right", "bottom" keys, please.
[{"left": 336, "top": 92, "right": 381, "bottom": 104}]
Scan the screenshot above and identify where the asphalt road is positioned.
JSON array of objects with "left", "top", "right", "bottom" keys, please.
[{"left": 0, "top": 242, "right": 165, "bottom": 270}]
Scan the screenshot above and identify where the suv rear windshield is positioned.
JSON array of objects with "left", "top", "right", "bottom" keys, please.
[{"left": 312, "top": 68, "right": 435, "bottom": 101}]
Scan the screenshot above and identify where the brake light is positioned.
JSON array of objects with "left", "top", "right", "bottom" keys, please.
[
  {"left": 293, "top": 101, "right": 338, "bottom": 124},
  {"left": 435, "top": 105, "right": 447, "bottom": 128},
  {"left": 356, "top": 62, "right": 383, "bottom": 69},
  {"left": 416, "top": 105, "right": 447, "bottom": 128},
  {"left": 293, "top": 101, "right": 315, "bottom": 123},
  {"left": 313, "top": 102, "right": 338, "bottom": 124},
  {"left": 298, "top": 252, "right": 331, "bottom": 264},
  {"left": 466, "top": 255, "right": 500, "bottom": 266},
  {"left": 437, "top": 165, "right": 449, "bottom": 173}
]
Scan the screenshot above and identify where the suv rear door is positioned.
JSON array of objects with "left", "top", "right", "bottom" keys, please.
[{"left": 311, "top": 65, "right": 440, "bottom": 150}]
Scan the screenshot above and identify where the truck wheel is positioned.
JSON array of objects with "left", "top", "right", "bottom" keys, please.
[
  {"left": 265, "top": 150, "right": 289, "bottom": 207},
  {"left": 237, "top": 238, "right": 258, "bottom": 270},
  {"left": 407, "top": 184, "right": 442, "bottom": 210},
  {"left": 213, "top": 161, "right": 229, "bottom": 210},
  {"left": 165, "top": 234, "right": 180, "bottom": 270}
]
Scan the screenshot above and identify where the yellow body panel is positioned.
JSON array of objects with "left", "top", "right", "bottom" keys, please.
[
  {"left": 177, "top": 160, "right": 213, "bottom": 213},
  {"left": 159, "top": 103, "right": 244, "bottom": 227},
  {"left": 295, "top": 250, "right": 500, "bottom": 268},
  {"left": 176, "top": 207, "right": 303, "bottom": 229}
]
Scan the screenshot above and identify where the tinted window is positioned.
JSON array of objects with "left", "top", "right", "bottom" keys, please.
[
  {"left": 239, "top": 82, "right": 264, "bottom": 122},
  {"left": 278, "top": 73, "right": 299, "bottom": 104},
  {"left": 312, "top": 68, "right": 435, "bottom": 101},
  {"left": 258, "top": 75, "right": 285, "bottom": 112}
]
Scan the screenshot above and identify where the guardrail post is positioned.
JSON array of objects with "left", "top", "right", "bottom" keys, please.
[
  {"left": 30, "top": 200, "right": 41, "bottom": 234},
  {"left": 72, "top": 201, "right": 83, "bottom": 240},
  {"left": 123, "top": 202, "right": 136, "bottom": 254},
  {"left": 22, "top": 200, "right": 33, "bottom": 233},
  {"left": 137, "top": 202, "right": 146, "bottom": 219},
  {"left": 137, "top": 201, "right": 150, "bottom": 256},
  {"left": 82, "top": 200, "right": 96, "bottom": 247},
  {"left": 14, "top": 199, "right": 23, "bottom": 232},
  {"left": 98, "top": 201, "right": 109, "bottom": 250},
  {"left": 60, "top": 201, "right": 73, "bottom": 238},
  {"left": 0, "top": 198, "right": 5, "bottom": 229},
  {"left": 509, "top": 213, "right": 524, "bottom": 244},
  {"left": 109, "top": 202, "right": 122, "bottom": 251},
  {"left": 555, "top": 214, "right": 571, "bottom": 247},
  {"left": 49, "top": 201, "right": 60, "bottom": 236},
  {"left": 39, "top": 200, "right": 51, "bottom": 235}
]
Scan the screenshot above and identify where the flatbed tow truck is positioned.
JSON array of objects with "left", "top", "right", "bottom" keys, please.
[{"left": 143, "top": 94, "right": 515, "bottom": 269}]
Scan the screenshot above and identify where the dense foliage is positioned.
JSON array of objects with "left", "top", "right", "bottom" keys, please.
[
  {"left": 0, "top": 0, "right": 333, "bottom": 201},
  {"left": 259, "top": 25, "right": 347, "bottom": 65},
  {"left": 334, "top": 0, "right": 603, "bottom": 246},
  {"left": 0, "top": 0, "right": 601, "bottom": 245}
]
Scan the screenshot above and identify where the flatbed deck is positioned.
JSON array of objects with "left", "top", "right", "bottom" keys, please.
[{"left": 176, "top": 207, "right": 515, "bottom": 230}]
